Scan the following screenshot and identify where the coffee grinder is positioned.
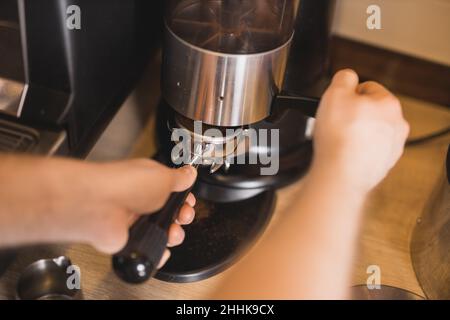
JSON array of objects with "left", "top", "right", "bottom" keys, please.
[{"left": 113, "top": 0, "right": 334, "bottom": 284}]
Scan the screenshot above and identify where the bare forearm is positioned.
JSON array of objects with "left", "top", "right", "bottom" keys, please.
[
  {"left": 215, "top": 164, "right": 366, "bottom": 299},
  {"left": 0, "top": 155, "right": 79, "bottom": 247},
  {"left": 282, "top": 164, "right": 365, "bottom": 298},
  {"left": 0, "top": 154, "right": 116, "bottom": 248}
]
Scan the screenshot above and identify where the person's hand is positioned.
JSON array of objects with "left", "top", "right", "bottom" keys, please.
[
  {"left": 0, "top": 157, "right": 197, "bottom": 268},
  {"left": 312, "top": 69, "right": 410, "bottom": 193},
  {"left": 214, "top": 70, "right": 410, "bottom": 299}
]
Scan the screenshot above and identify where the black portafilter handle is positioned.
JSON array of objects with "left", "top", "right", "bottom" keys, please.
[{"left": 112, "top": 186, "right": 193, "bottom": 284}]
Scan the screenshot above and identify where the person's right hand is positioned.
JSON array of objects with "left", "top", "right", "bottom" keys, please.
[
  {"left": 312, "top": 69, "right": 410, "bottom": 193},
  {"left": 0, "top": 157, "right": 197, "bottom": 269}
]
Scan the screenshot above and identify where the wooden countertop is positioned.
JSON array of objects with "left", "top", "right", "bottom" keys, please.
[
  {"left": 0, "top": 93, "right": 449, "bottom": 299},
  {"left": 351, "top": 96, "right": 449, "bottom": 296}
]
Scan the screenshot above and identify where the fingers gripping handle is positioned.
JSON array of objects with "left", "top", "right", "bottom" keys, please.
[{"left": 112, "top": 188, "right": 192, "bottom": 284}]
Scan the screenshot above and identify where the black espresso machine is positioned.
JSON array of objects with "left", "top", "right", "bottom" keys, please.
[{"left": 0, "top": 0, "right": 334, "bottom": 283}]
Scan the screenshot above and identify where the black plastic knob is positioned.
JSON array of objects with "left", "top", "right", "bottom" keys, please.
[{"left": 112, "top": 220, "right": 168, "bottom": 283}]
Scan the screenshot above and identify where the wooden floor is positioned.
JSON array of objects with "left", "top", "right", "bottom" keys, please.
[{"left": 0, "top": 92, "right": 448, "bottom": 299}]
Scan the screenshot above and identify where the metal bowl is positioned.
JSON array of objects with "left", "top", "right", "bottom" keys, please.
[{"left": 16, "top": 256, "right": 82, "bottom": 300}]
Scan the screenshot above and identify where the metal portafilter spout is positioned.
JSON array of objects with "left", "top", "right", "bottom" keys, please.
[{"left": 113, "top": 160, "right": 200, "bottom": 284}]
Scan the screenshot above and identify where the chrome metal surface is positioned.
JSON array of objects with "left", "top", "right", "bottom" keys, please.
[
  {"left": 0, "top": 118, "right": 67, "bottom": 155},
  {"left": 162, "top": 24, "right": 292, "bottom": 127},
  {"left": 16, "top": 256, "right": 82, "bottom": 300},
  {"left": 411, "top": 146, "right": 450, "bottom": 299},
  {"left": 0, "top": 118, "right": 38, "bottom": 152},
  {"left": 169, "top": 116, "right": 246, "bottom": 170},
  {"left": 0, "top": 77, "right": 25, "bottom": 117}
]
